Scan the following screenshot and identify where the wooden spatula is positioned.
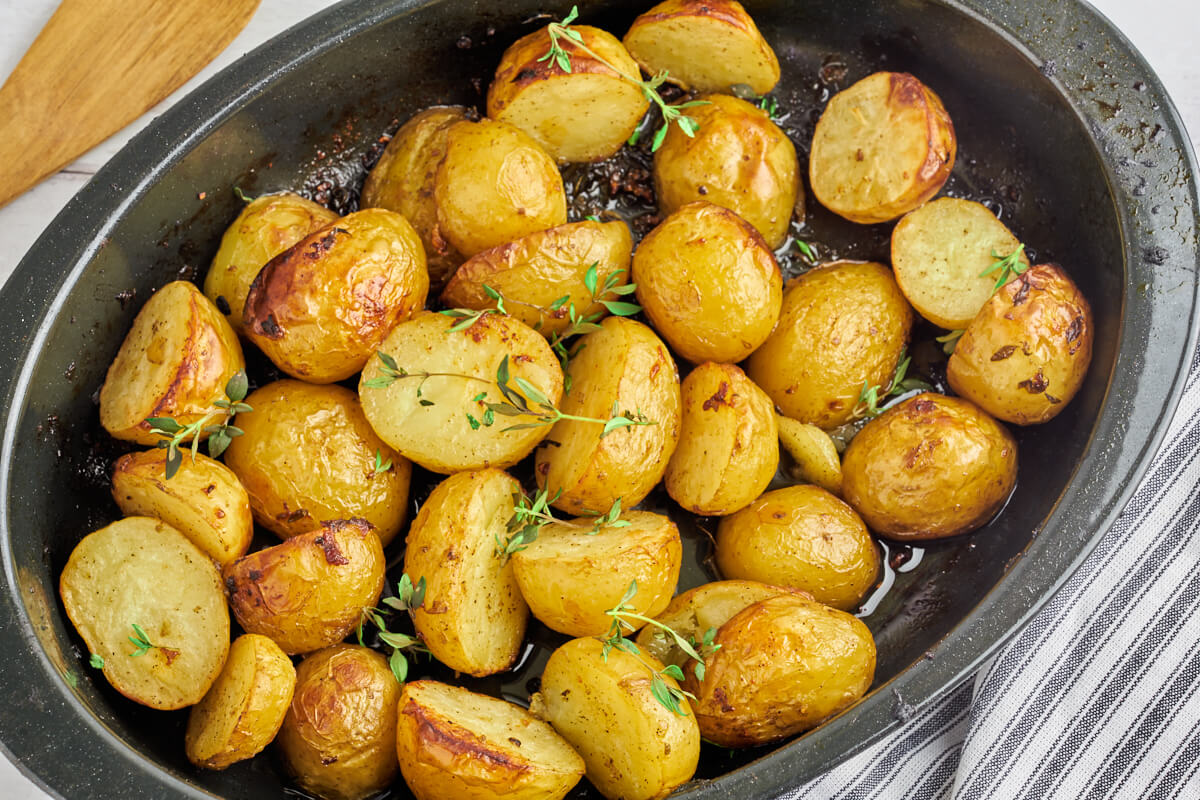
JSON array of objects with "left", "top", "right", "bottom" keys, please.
[{"left": 0, "top": 0, "right": 261, "bottom": 208}]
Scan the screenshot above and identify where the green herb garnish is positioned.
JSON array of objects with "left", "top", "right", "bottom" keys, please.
[{"left": 145, "top": 370, "right": 251, "bottom": 479}]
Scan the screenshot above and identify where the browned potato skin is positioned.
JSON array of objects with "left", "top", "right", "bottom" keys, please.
[
  {"left": 715, "top": 485, "right": 879, "bottom": 611},
  {"left": 655, "top": 94, "right": 800, "bottom": 249},
  {"left": 278, "top": 644, "right": 400, "bottom": 800},
  {"left": 948, "top": 263, "right": 1093, "bottom": 425},
  {"left": 841, "top": 393, "right": 1018, "bottom": 540},
  {"left": 746, "top": 261, "right": 914, "bottom": 430},
  {"left": 243, "top": 208, "right": 429, "bottom": 383},
  {"left": 222, "top": 380, "right": 410, "bottom": 545},
  {"left": 360, "top": 106, "right": 469, "bottom": 288},
  {"left": 100, "top": 280, "right": 245, "bottom": 445},
  {"left": 203, "top": 192, "right": 339, "bottom": 333},
  {"left": 223, "top": 519, "right": 385, "bottom": 655},
  {"left": 684, "top": 593, "right": 876, "bottom": 747},
  {"left": 441, "top": 219, "right": 633, "bottom": 337},
  {"left": 633, "top": 201, "right": 782, "bottom": 364}
]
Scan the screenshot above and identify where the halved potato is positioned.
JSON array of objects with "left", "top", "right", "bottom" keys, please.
[
  {"left": 488, "top": 25, "right": 649, "bottom": 162},
  {"left": 776, "top": 415, "right": 843, "bottom": 495},
  {"left": 397, "top": 680, "right": 586, "bottom": 800},
  {"left": 59, "top": 517, "right": 230, "bottom": 710},
  {"left": 810, "top": 72, "right": 956, "bottom": 224}
]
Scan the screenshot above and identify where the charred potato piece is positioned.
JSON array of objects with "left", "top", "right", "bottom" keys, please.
[
  {"left": 223, "top": 520, "right": 385, "bottom": 655},
  {"left": 359, "top": 311, "right": 563, "bottom": 474},
  {"left": 655, "top": 94, "right": 800, "bottom": 248},
  {"left": 441, "top": 219, "right": 634, "bottom": 337},
  {"left": 511, "top": 510, "right": 682, "bottom": 637},
  {"left": 810, "top": 72, "right": 956, "bottom": 224},
  {"left": 776, "top": 415, "right": 843, "bottom": 495},
  {"left": 404, "top": 469, "right": 529, "bottom": 676},
  {"left": 746, "top": 261, "right": 913, "bottom": 429},
  {"left": 841, "top": 393, "right": 1018, "bottom": 539},
  {"left": 59, "top": 517, "right": 230, "bottom": 710},
  {"left": 488, "top": 25, "right": 649, "bottom": 163},
  {"left": 222, "top": 380, "right": 411, "bottom": 545},
  {"left": 665, "top": 362, "right": 778, "bottom": 515},
  {"left": 99, "top": 280, "right": 245, "bottom": 445},
  {"left": 633, "top": 201, "right": 782, "bottom": 364},
  {"left": 397, "top": 680, "right": 585, "bottom": 800},
  {"left": 623, "top": 0, "right": 780, "bottom": 95},
  {"left": 243, "top": 208, "right": 428, "bottom": 383},
  {"left": 948, "top": 263, "right": 1093, "bottom": 425}
]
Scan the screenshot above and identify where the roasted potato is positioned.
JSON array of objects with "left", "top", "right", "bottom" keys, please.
[
  {"left": 535, "top": 317, "right": 681, "bottom": 514},
  {"left": 665, "top": 362, "right": 778, "bottom": 515},
  {"left": 715, "top": 485, "right": 879, "bottom": 611},
  {"left": 243, "top": 208, "right": 428, "bottom": 383},
  {"left": 434, "top": 118, "right": 567, "bottom": 257},
  {"left": 776, "top": 415, "right": 843, "bottom": 495},
  {"left": 441, "top": 219, "right": 634, "bottom": 337},
  {"left": 203, "top": 192, "right": 339, "bottom": 333},
  {"left": 278, "top": 644, "right": 400, "bottom": 800},
  {"left": 59, "top": 517, "right": 230, "bottom": 710},
  {"left": 810, "top": 71, "right": 956, "bottom": 224},
  {"left": 488, "top": 25, "right": 649, "bottom": 163},
  {"left": 948, "top": 263, "right": 1093, "bottom": 425},
  {"left": 511, "top": 510, "right": 682, "bottom": 637},
  {"left": 397, "top": 680, "right": 586, "bottom": 800},
  {"left": 746, "top": 261, "right": 913, "bottom": 429},
  {"left": 685, "top": 593, "right": 876, "bottom": 747},
  {"left": 404, "top": 469, "right": 529, "bottom": 676},
  {"left": 223, "top": 520, "right": 385, "bottom": 655},
  {"left": 360, "top": 105, "right": 470, "bottom": 288},
  {"left": 359, "top": 310, "right": 563, "bottom": 474},
  {"left": 633, "top": 201, "right": 782, "bottom": 364},
  {"left": 623, "top": 0, "right": 780, "bottom": 95},
  {"left": 534, "top": 637, "right": 700, "bottom": 800},
  {"left": 99, "top": 280, "right": 245, "bottom": 445},
  {"left": 185, "top": 634, "right": 296, "bottom": 770},
  {"left": 654, "top": 93, "right": 800, "bottom": 248},
  {"left": 841, "top": 393, "right": 1018, "bottom": 539},
  {"left": 222, "top": 380, "right": 410, "bottom": 545}
]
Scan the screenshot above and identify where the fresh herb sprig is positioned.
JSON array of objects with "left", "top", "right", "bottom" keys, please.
[
  {"left": 545, "top": 264, "right": 641, "bottom": 376},
  {"left": 439, "top": 286, "right": 508, "bottom": 332},
  {"left": 730, "top": 83, "right": 783, "bottom": 120},
  {"left": 496, "top": 486, "right": 563, "bottom": 560},
  {"left": 358, "top": 574, "right": 429, "bottom": 683},
  {"left": 373, "top": 449, "right": 393, "bottom": 474},
  {"left": 125, "top": 623, "right": 178, "bottom": 661},
  {"left": 146, "top": 370, "right": 252, "bottom": 479},
  {"left": 981, "top": 244, "right": 1027, "bottom": 293},
  {"left": 795, "top": 239, "right": 818, "bottom": 264},
  {"left": 855, "top": 350, "right": 931, "bottom": 418}
]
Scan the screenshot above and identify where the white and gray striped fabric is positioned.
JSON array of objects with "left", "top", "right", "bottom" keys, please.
[{"left": 788, "top": 343, "right": 1200, "bottom": 800}]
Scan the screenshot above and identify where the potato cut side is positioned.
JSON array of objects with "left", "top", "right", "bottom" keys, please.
[
  {"left": 397, "top": 681, "right": 585, "bottom": 800},
  {"left": 59, "top": 517, "right": 230, "bottom": 710},
  {"left": 776, "top": 415, "right": 843, "bottom": 495}
]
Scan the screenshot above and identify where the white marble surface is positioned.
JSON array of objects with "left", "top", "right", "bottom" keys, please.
[{"left": 0, "top": 0, "right": 1195, "bottom": 797}]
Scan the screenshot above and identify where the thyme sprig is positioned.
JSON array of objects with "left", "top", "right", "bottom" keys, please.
[
  {"left": 795, "top": 239, "right": 819, "bottom": 264},
  {"left": 981, "top": 244, "right": 1028, "bottom": 293},
  {"left": 496, "top": 486, "right": 563, "bottom": 560},
  {"left": 146, "top": 370, "right": 252, "bottom": 479},
  {"left": 373, "top": 449, "right": 393, "bottom": 474},
  {"left": 855, "top": 350, "right": 932, "bottom": 418},
  {"left": 439, "top": 285, "right": 508, "bottom": 332},
  {"left": 730, "top": 83, "right": 783, "bottom": 120},
  {"left": 546, "top": 264, "right": 641, "bottom": 377},
  {"left": 358, "top": 574, "right": 429, "bottom": 683},
  {"left": 126, "top": 623, "right": 177, "bottom": 661}
]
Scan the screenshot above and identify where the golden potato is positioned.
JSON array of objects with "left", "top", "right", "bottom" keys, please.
[
  {"left": 59, "top": 517, "right": 229, "bottom": 710},
  {"left": 535, "top": 317, "right": 681, "bottom": 515},
  {"left": 776, "top": 415, "right": 843, "bottom": 495},
  {"left": 441, "top": 219, "right": 634, "bottom": 337},
  {"left": 488, "top": 25, "right": 649, "bottom": 162},
  {"left": 715, "top": 485, "right": 879, "bottom": 611},
  {"left": 397, "top": 681, "right": 585, "bottom": 800},
  {"left": 278, "top": 644, "right": 400, "bottom": 800},
  {"left": 948, "top": 263, "right": 1093, "bottom": 425},
  {"left": 223, "top": 519, "right": 385, "bottom": 655},
  {"left": 185, "top": 634, "right": 296, "bottom": 770},
  {"left": 534, "top": 637, "right": 700, "bottom": 800},
  {"left": 403, "top": 469, "right": 528, "bottom": 676},
  {"left": 654, "top": 94, "right": 799, "bottom": 248},
  {"left": 633, "top": 201, "right": 782, "bottom": 364},
  {"left": 665, "top": 362, "right": 778, "bottom": 515},
  {"left": 203, "top": 192, "right": 338, "bottom": 333},
  {"left": 358, "top": 310, "right": 563, "bottom": 474},
  {"left": 99, "top": 280, "right": 245, "bottom": 445},
  {"left": 434, "top": 118, "right": 567, "bottom": 257},
  {"left": 222, "top": 380, "right": 410, "bottom": 545},
  {"left": 685, "top": 593, "right": 875, "bottom": 747},
  {"left": 511, "top": 510, "right": 682, "bottom": 637},
  {"left": 810, "top": 72, "right": 956, "bottom": 224},
  {"left": 111, "top": 448, "right": 253, "bottom": 566},
  {"left": 623, "top": 0, "right": 780, "bottom": 95},
  {"left": 360, "top": 105, "right": 470, "bottom": 288},
  {"left": 841, "top": 393, "right": 1018, "bottom": 539},
  {"left": 891, "top": 197, "right": 1029, "bottom": 330},
  {"left": 746, "top": 261, "right": 913, "bottom": 429}
]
